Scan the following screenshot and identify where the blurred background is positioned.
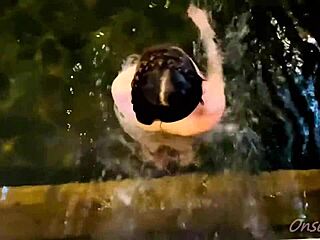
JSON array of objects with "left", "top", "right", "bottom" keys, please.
[{"left": 0, "top": 0, "right": 319, "bottom": 186}]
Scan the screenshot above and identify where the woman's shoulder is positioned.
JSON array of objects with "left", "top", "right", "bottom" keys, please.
[
  {"left": 111, "top": 63, "right": 164, "bottom": 134},
  {"left": 111, "top": 65, "right": 136, "bottom": 96}
]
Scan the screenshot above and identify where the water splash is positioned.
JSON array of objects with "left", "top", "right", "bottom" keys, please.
[
  {"left": 148, "top": 0, "right": 170, "bottom": 9},
  {"left": 72, "top": 63, "right": 82, "bottom": 72},
  {"left": 1, "top": 186, "right": 9, "bottom": 201},
  {"left": 66, "top": 123, "right": 72, "bottom": 132}
]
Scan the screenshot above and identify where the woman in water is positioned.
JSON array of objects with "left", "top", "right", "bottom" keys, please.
[{"left": 111, "top": 5, "right": 226, "bottom": 169}]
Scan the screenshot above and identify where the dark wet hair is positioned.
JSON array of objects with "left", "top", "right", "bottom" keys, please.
[{"left": 131, "top": 45, "right": 204, "bottom": 125}]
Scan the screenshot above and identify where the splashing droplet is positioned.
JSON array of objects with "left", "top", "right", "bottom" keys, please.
[
  {"left": 79, "top": 132, "right": 87, "bottom": 137},
  {"left": 180, "top": 222, "right": 187, "bottom": 229},
  {"left": 270, "top": 17, "right": 278, "bottom": 26},
  {"left": 72, "top": 63, "right": 82, "bottom": 72},
  {"left": 160, "top": 201, "right": 165, "bottom": 210},
  {"left": 148, "top": 2, "right": 157, "bottom": 8},
  {"left": 164, "top": 0, "right": 170, "bottom": 8},
  {"left": 95, "top": 32, "right": 104, "bottom": 38},
  {"left": 66, "top": 123, "right": 71, "bottom": 131},
  {"left": 148, "top": 0, "right": 169, "bottom": 8},
  {"left": 1, "top": 186, "right": 9, "bottom": 201},
  {"left": 96, "top": 79, "right": 102, "bottom": 87}
]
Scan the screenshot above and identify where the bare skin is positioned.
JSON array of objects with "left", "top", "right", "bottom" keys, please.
[{"left": 111, "top": 4, "right": 225, "bottom": 137}]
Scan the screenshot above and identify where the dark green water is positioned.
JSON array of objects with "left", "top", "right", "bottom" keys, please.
[{"left": 0, "top": 0, "right": 319, "bottom": 186}]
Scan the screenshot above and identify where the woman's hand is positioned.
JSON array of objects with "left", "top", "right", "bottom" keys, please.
[
  {"left": 187, "top": 4, "right": 222, "bottom": 78},
  {"left": 187, "top": 4, "right": 215, "bottom": 39}
]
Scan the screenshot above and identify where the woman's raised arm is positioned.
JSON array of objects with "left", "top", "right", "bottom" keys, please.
[{"left": 187, "top": 4, "right": 223, "bottom": 80}]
